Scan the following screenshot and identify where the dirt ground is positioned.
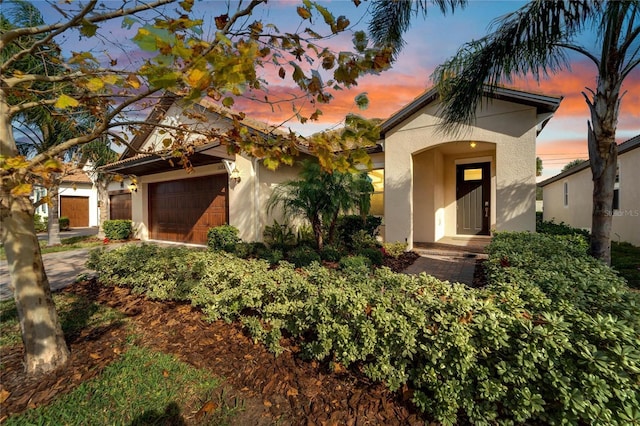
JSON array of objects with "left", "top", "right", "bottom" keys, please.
[{"left": 1, "top": 252, "right": 481, "bottom": 425}]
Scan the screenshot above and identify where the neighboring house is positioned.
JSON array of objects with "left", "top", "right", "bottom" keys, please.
[
  {"left": 539, "top": 135, "right": 640, "bottom": 246},
  {"left": 103, "top": 87, "right": 562, "bottom": 248},
  {"left": 33, "top": 169, "right": 99, "bottom": 228}
]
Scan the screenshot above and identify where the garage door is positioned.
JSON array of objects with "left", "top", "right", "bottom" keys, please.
[
  {"left": 60, "top": 196, "right": 89, "bottom": 227},
  {"left": 149, "top": 174, "right": 228, "bottom": 245},
  {"left": 110, "top": 192, "right": 132, "bottom": 220}
]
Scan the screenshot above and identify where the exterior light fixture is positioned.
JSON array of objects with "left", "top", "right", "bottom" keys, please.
[
  {"left": 469, "top": 141, "right": 477, "bottom": 148},
  {"left": 128, "top": 182, "right": 138, "bottom": 193},
  {"left": 229, "top": 167, "right": 241, "bottom": 183}
]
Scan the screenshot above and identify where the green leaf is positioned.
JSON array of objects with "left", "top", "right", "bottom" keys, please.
[
  {"left": 355, "top": 93, "right": 369, "bottom": 110},
  {"left": 80, "top": 20, "right": 98, "bottom": 37},
  {"left": 122, "top": 17, "right": 139, "bottom": 30},
  {"left": 315, "top": 4, "right": 335, "bottom": 32},
  {"left": 263, "top": 158, "right": 279, "bottom": 170},
  {"left": 353, "top": 31, "right": 368, "bottom": 53},
  {"left": 222, "top": 97, "right": 235, "bottom": 108}
]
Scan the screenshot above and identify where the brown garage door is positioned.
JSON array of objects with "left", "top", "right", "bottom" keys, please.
[
  {"left": 149, "top": 174, "right": 228, "bottom": 245},
  {"left": 60, "top": 196, "right": 89, "bottom": 227},
  {"left": 110, "top": 192, "right": 132, "bottom": 220}
]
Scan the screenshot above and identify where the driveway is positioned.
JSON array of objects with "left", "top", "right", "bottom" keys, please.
[
  {"left": 0, "top": 248, "right": 95, "bottom": 302},
  {"left": 37, "top": 226, "right": 99, "bottom": 241}
]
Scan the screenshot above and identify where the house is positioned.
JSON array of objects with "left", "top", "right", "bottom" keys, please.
[
  {"left": 33, "top": 168, "right": 99, "bottom": 228},
  {"left": 539, "top": 135, "right": 640, "bottom": 246},
  {"left": 102, "top": 94, "right": 305, "bottom": 245},
  {"left": 380, "top": 86, "right": 562, "bottom": 249},
  {"left": 103, "top": 87, "right": 562, "bottom": 248}
]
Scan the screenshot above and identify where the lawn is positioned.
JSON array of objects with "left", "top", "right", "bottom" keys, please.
[
  {"left": 0, "top": 291, "right": 240, "bottom": 425},
  {"left": 0, "top": 235, "right": 105, "bottom": 260}
]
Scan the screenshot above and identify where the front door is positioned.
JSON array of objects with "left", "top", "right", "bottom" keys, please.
[{"left": 456, "top": 162, "right": 490, "bottom": 235}]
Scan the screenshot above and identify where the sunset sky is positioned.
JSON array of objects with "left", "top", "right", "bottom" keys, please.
[{"left": 44, "top": 0, "right": 640, "bottom": 180}]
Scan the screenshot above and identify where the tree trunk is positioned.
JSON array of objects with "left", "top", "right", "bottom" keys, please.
[
  {"left": 312, "top": 217, "right": 323, "bottom": 251},
  {"left": 47, "top": 183, "right": 61, "bottom": 246},
  {"left": 1, "top": 196, "right": 70, "bottom": 375},
  {"left": 96, "top": 178, "right": 110, "bottom": 239}
]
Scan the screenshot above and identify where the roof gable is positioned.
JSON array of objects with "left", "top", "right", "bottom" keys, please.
[{"left": 381, "top": 86, "right": 563, "bottom": 136}]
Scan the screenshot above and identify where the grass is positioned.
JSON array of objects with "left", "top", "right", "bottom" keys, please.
[
  {"left": 4, "top": 346, "right": 237, "bottom": 425},
  {"left": 612, "top": 241, "right": 640, "bottom": 289},
  {"left": 0, "top": 235, "right": 105, "bottom": 260},
  {"left": 1, "top": 293, "right": 239, "bottom": 425}
]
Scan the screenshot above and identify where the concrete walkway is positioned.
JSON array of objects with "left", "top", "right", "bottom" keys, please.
[{"left": 403, "top": 238, "right": 490, "bottom": 285}]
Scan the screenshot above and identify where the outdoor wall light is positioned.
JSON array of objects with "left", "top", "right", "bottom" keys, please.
[
  {"left": 229, "top": 167, "right": 241, "bottom": 183},
  {"left": 469, "top": 141, "right": 477, "bottom": 148},
  {"left": 128, "top": 182, "right": 138, "bottom": 193}
]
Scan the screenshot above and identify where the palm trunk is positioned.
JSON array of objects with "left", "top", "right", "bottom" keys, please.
[
  {"left": 1, "top": 195, "right": 71, "bottom": 374},
  {"left": 47, "top": 183, "right": 61, "bottom": 246},
  {"left": 312, "top": 217, "right": 323, "bottom": 251},
  {"left": 96, "top": 178, "right": 110, "bottom": 239}
]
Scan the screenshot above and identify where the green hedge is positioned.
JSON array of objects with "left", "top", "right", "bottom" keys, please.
[
  {"left": 103, "top": 220, "right": 132, "bottom": 240},
  {"left": 58, "top": 216, "right": 70, "bottom": 231},
  {"left": 207, "top": 225, "right": 239, "bottom": 251},
  {"left": 87, "top": 234, "right": 640, "bottom": 425}
]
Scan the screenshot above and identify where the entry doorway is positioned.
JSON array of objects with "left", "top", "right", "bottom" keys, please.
[{"left": 456, "top": 162, "right": 490, "bottom": 235}]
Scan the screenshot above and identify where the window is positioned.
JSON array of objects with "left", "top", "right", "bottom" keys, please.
[
  {"left": 563, "top": 182, "right": 569, "bottom": 207},
  {"left": 613, "top": 163, "right": 620, "bottom": 210},
  {"left": 463, "top": 168, "right": 483, "bottom": 181},
  {"left": 368, "top": 169, "right": 384, "bottom": 216}
]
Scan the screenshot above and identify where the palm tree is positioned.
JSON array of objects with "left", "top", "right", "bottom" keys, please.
[
  {"left": 268, "top": 160, "right": 373, "bottom": 250},
  {"left": 3, "top": 0, "right": 90, "bottom": 246},
  {"left": 368, "top": 0, "right": 639, "bottom": 265}
]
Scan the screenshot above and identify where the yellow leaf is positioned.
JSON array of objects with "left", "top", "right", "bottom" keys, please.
[
  {"left": 43, "top": 158, "right": 63, "bottom": 172},
  {"left": 185, "top": 68, "right": 207, "bottom": 88},
  {"left": 1, "top": 155, "right": 29, "bottom": 170},
  {"left": 0, "top": 389, "right": 10, "bottom": 404},
  {"left": 102, "top": 75, "right": 119, "bottom": 85},
  {"left": 10, "top": 183, "right": 32, "bottom": 196},
  {"left": 125, "top": 74, "right": 141, "bottom": 89},
  {"left": 54, "top": 94, "right": 79, "bottom": 109},
  {"left": 85, "top": 78, "right": 104, "bottom": 91}
]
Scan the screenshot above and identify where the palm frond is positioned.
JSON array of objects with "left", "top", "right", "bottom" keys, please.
[
  {"left": 368, "top": 0, "right": 467, "bottom": 60},
  {"left": 432, "top": 0, "right": 603, "bottom": 131}
]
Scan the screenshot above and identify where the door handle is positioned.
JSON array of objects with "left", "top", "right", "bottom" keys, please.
[{"left": 484, "top": 207, "right": 489, "bottom": 218}]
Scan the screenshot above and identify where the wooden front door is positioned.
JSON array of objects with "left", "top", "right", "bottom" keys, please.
[
  {"left": 149, "top": 174, "right": 228, "bottom": 245},
  {"left": 60, "top": 196, "right": 90, "bottom": 227},
  {"left": 456, "top": 162, "right": 490, "bottom": 235},
  {"left": 109, "top": 192, "right": 132, "bottom": 220}
]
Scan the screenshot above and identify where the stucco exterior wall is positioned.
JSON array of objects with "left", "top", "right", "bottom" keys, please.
[
  {"left": 384, "top": 98, "right": 539, "bottom": 248},
  {"left": 543, "top": 147, "right": 640, "bottom": 246}
]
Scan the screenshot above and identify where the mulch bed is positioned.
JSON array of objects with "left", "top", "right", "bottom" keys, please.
[{"left": 1, "top": 253, "right": 428, "bottom": 425}]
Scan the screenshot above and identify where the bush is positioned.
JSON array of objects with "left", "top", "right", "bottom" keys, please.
[
  {"left": 207, "top": 225, "right": 239, "bottom": 252},
  {"left": 103, "top": 220, "right": 132, "bottom": 240},
  {"left": 536, "top": 216, "right": 590, "bottom": 239},
  {"left": 319, "top": 245, "right": 343, "bottom": 262},
  {"left": 87, "top": 234, "right": 640, "bottom": 425},
  {"left": 382, "top": 242, "right": 407, "bottom": 259},
  {"left": 357, "top": 247, "right": 383, "bottom": 266},
  {"left": 34, "top": 214, "right": 47, "bottom": 233},
  {"left": 287, "top": 245, "right": 321, "bottom": 268},
  {"left": 58, "top": 216, "right": 70, "bottom": 231},
  {"left": 263, "top": 220, "right": 296, "bottom": 250},
  {"left": 336, "top": 215, "right": 381, "bottom": 249}
]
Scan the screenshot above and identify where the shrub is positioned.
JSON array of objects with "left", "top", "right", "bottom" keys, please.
[
  {"left": 87, "top": 234, "right": 640, "bottom": 425},
  {"left": 536, "top": 216, "right": 590, "bottom": 239},
  {"left": 338, "top": 255, "right": 370, "bottom": 272},
  {"left": 357, "top": 247, "right": 383, "bottom": 266},
  {"left": 319, "top": 245, "right": 343, "bottom": 262},
  {"left": 287, "top": 245, "right": 321, "bottom": 268},
  {"left": 382, "top": 242, "right": 407, "bottom": 259},
  {"left": 263, "top": 220, "right": 296, "bottom": 250},
  {"left": 58, "top": 216, "right": 70, "bottom": 231},
  {"left": 336, "top": 215, "right": 381, "bottom": 249},
  {"left": 34, "top": 214, "right": 47, "bottom": 233},
  {"left": 207, "top": 225, "right": 239, "bottom": 251},
  {"left": 103, "top": 220, "right": 132, "bottom": 240}
]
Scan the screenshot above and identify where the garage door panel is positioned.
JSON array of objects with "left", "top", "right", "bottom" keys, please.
[
  {"left": 149, "top": 174, "right": 228, "bottom": 245},
  {"left": 60, "top": 196, "right": 89, "bottom": 227}
]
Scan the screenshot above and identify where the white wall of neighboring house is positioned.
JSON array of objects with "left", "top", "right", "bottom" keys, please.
[{"left": 542, "top": 141, "right": 640, "bottom": 246}]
